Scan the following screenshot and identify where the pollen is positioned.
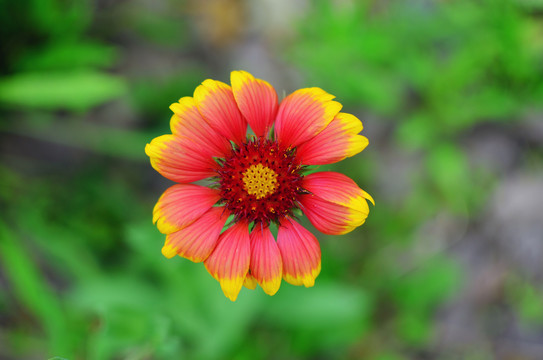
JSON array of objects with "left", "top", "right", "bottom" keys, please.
[{"left": 242, "top": 164, "right": 278, "bottom": 199}]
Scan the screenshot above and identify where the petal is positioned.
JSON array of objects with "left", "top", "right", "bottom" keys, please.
[
  {"left": 277, "top": 217, "right": 321, "bottom": 287},
  {"left": 204, "top": 221, "right": 251, "bottom": 301},
  {"left": 300, "top": 172, "right": 372, "bottom": 235},
  {"left": 296, "top": 112, "right": 369, "bottom": 165},
  {"left": 162, "top": 207, "right": 229, "bottom": 261},
  {"left": 170, "top": 96, "right": 232, "bottom": 157},
  {"left": 299, "top": 171, "right": 373, "bottom": 235},
  {"left": 153, "top": 184, "right": 221, "bottom": 234},
  {"left": 194, "top": 79, "right": 247, "bottom": 146},
  {"left": 249, "top": 226, "right": 282, "bottom": 296},
  {"left": 243, "top": 273, "right": 257, "bottom": 290},
  {"left": 145, "top": 134, "right": 217, "bottom": 183},
  {"left": 275, "top": 87, "right": 342, "bottom": 149},
  {"left": 231, "top": 70, "right": 278, "bottom": 138},
  {"left": 302, "top": 172, "right": 373, "bottom": 209},
  {"left": 300, "top": 195, "right": 366, "bottom": 235}
]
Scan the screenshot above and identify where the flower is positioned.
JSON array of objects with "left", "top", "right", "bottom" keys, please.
[{"left": 145, "top": 70, "right": 374, "bottom": 301}]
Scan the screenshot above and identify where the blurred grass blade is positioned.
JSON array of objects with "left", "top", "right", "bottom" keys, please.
[{"left": 0, "top": 221, "right": 74, "bottom": 357}]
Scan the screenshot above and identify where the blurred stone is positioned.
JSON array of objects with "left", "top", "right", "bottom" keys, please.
[
  {"left": 520, "top": 110, "right": 543, "bottom": 145},
  {"left": 435, "top": 231, "right": 508, "bottom": 350},
  {"left": 465, "top": 125, "right": 520, "bottom": 176},
  {"left": 486, "top": 173, "right": 543, "bottom": 281},
  {"left": 374, "top": 145, "right": 421, "bottom": 206}
]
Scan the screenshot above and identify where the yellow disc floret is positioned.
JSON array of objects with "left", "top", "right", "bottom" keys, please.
[{"left": 242, "top": 164, "right": 278, "bottom": 199}]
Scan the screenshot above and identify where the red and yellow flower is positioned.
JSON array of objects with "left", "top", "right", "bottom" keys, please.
[{"left": 145, "top": 71, "right": 373, "bottom": 301}]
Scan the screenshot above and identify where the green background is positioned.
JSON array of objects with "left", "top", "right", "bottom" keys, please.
[{"left": 1, "top": 0, "right": 543, "bottom": 359}]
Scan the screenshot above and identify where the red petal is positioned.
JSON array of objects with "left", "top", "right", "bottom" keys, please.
[
  {"left": 296, "top": 112, "right": 369, "bottom": 165},
  {"left": 162, "top": 207, "right": 229, "bottom": 261},
  {"left": 231, "top": 70, "right": 278, "bottom": 138},
  {"left": 194, "top": 79, "right": 247, "bottom": 146},
  {"left": 153, "top": 184, "right": 221, "bottom": 234},
  {"left": 275, "top": 87, "right": 342, "bottom": 149},
  {"left": 249, "top": 225, "right": 282, "bottom": 296},
  {"left": 204, "top": 221, "right": 251, "bottom": 301},
  {"left": 145, "top": 134, "right": 217, "bottom": 183},
  {"left": 170, "top": 97, "right": 232, "bottom": 157},
  {"left": 277, "top": 217, "right": 321, "bottom": 287},
  {"left": 303, "top": 172, "right": 373, "bottom": 208},
  {"left": 300, "top": 172, "right": 373, "bottom": 235},
  {"left": 300, "top": 196, "right": 359, "bottom": 235}
]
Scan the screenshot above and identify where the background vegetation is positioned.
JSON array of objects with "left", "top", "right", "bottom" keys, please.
[{"left": 1, "top": 0, "right": 542, "bottom": 359}]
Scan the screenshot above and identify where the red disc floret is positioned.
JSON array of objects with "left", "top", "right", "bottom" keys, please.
[{"left": 217, "top": 138, "right": 304, "bottom": 224}]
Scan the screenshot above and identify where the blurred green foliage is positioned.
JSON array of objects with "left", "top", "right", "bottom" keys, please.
[
  {"left": 292, "top": 0, "right": 543, "bottom": 128},
  {"left": 288, "top": 0, "right": 543, "bottom": 358},
  {"left": 1, "top": 0, "right": 542, "bottom": 359},
  {"left": 0, "top": 167, "right": 372, "bottom": 358},
  {"left": 0, "top": 0, "right": 125, "bottom": 113}
]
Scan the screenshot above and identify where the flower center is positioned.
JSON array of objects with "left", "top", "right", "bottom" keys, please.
[
  {"left": 242, "top": 164, "right": 278, "bottom": 199},
  {"left": 217, "top": 139, "right": 304, "bottom": 224}
]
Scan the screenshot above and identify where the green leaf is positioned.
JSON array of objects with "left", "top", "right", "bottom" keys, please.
[
  {"left": 28, "top": 0, "right": 92, "bottom": 38},
  {"left": 375, "top": 352, "right": 407, "bottom": 360},
  {"left": 509, "top": 280, "right": 543, "bottom": 326},
  {"left": 264, "top": 281, "right": 372, "bottom": 329},
  {"left": 262, "top": 281, "right": 372, "bottom": 354},
  {"left": 17, "top": 41, "right": 119, "bottom": 71},
  {"left": 0, "top": 70, "right": 126, "bottom": 111},
  {"left": 391, "top": 256, "right": 461, "bottom": 311},
  {"left": 396, "top": 113, "right": 440, "bottom": 150},
  {"left": 395, "top": 310, "right": 433, "bottom": 346},
  {"left": 426, "top": 143, "right": 470, "bottom": 211}
]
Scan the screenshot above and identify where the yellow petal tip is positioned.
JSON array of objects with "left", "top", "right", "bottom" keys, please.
[
  {"left": 243, "top": 274, "right": 257, "bottom": 290},
  {"left": 363, "top": 190, "right": 375, "bottom": 206},
  {"left": 161, "top": 244, "right": 177, "bottom": 259}
]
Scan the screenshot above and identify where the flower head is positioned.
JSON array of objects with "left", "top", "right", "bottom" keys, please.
[{"left": 145, "top": 70, "right": 374, "bottom": 301}]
